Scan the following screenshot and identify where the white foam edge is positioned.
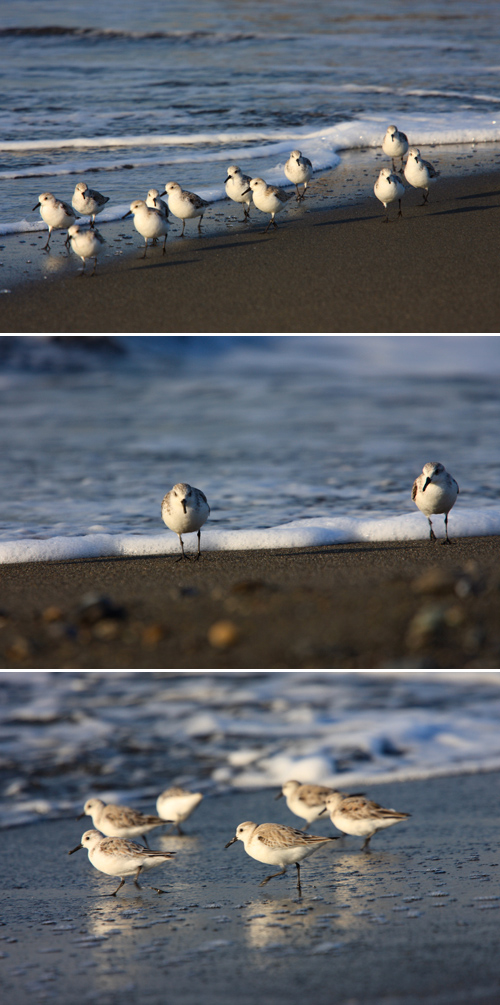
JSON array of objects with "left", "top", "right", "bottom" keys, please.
[{"left": 1, "top": 506, "right": 499, "bottom": 564}]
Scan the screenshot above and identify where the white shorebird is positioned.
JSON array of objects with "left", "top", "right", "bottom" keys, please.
[
  {"left": 161, "top": 482, "right": 210, "bottom": 560},
  {"left": 32, "top": 192, "right": 79, "bottom": 250},
  {"left": 244, "top": 178, "right": 293, "bottom": 232},
  {"left": 67, "top": 224, "right": 105, "bottom": 276},
  {"left": 225, "top": 821, "right": 336, "bottom": 893},
  {"left": 412, "top": 462, "right": 459, "bottom": 543},
  {"left": 69, "top": 829, "right": 175, "bottom": 896},
  {"left": 382, "top": 125, "right": 409, "bottom": 172},
  {"left": 276, "top": 780, "right": 337, "bottom": 830},
  {"left": 320, "top": 793, "right": 410, "bottom": 850},
  {"left": 374, "top": 168, "right": 405, "bottom": 222},
  {"left": 156, "top": 787, "right": 203, "bottom": 834},
  {"left": 160, "top": 182, "right": 209, "bottom": 235},
  {"left": 224, "top": 165, "right": 253, "bottom": 219},
  {"left": 404, "top": 148, "right": 439, "bottom": 203},
  {"left": 71, "top": 182, "right": 109, "bottom": 227},
  {"left": 284, "top": 150, "right": 313, "bottom": 201},
  {"left": 78, "top": 798, "right": 169, "bottom": 846},
  {"left": 123, "top": 199, "right": 169, "bottom": 257}
]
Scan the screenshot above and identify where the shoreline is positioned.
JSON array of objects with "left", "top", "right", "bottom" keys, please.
[
  {"left": 1, "top": 152, "right": 500, "bottom": 332},
  {"left": 2, "top": 773, "right": 500, "bottom": 1005},
  {"left": 1, "top": 536, "right": 499, "bottom": 668}
]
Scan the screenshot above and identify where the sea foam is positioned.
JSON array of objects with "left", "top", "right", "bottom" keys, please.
[{"left": 1, "top": 506, "right": 499, "bottom": 565}]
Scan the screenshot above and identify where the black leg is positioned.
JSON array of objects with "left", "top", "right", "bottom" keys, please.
[
  {"left": 259, "top": 867, "right": 286, "bottom": 886},
  {"left": 428, "top": 518, "right": 437, "bottom": 542},
  {"left": 361, "top": 834, "right": 373, "bottom": 851},
  {"left": 142, "top": 833, "right": 150, "bottom": 848},
  {"left": 176, "top": 535, "right": 191, "bottom": 562},
  {"left": 134, "top": 866, "right": 143, "bottom": 889},
  {"left": 110, "top": 877, "right": 126, "bottom": 896},
  {"left": 296, "top": 862, "right": 302, "bottom": 895}
]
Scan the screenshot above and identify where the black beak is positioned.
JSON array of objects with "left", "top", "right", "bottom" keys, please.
[
  {"left": 159, "top": 191, "right": 167, "bottom": 198},
  {"left": 33, "top": 203, "right": 40, "bottom": 211},
  {"left": 76, "top": 811, "right": 85, "bottom": 820},
  {"left": 242, "top": 187, "right": 251, "bottom": 195},
  {"left": 224, "top": 836, "right": 237, "bottom": 848},
  {"left": 423, "top": 477, "right": 431, "bottom": 492},
  {"left": 182, "top": 500, "right": 187, "bottom": 514},
  {"left": 122, "top": 211, "right": 132, "bottom": 219},
  {"left": 68, "top": 843, "right": 83, "bottom": 855},
  {"left": 318, "top": 807, "right": 327, "bottom": 816},
  {"left": 275, "top": 791, "right": 283, "bottom": 800}
]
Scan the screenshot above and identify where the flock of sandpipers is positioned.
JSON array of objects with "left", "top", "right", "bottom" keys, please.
[
  {"left": 32, "top": 125, "right": 438, "bottom": 274},
  {"left": 69, "top": 779, "right": 411, "bottom": 897}
]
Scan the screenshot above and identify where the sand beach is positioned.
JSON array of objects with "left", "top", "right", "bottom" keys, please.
[{"left": 1, "top": 535, "right": 499, "bottom": 669}]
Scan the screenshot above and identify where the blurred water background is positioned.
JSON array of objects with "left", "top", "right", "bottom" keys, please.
[{"left": 1, "top": 670, "right": 500, "bottom": 829}]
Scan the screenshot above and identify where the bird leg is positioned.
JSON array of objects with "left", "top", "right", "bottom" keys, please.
[
  {"left": 142, "top": 834, "right": 150, "bottom": 848},
  {"left": 176, "top": 534, "right": 192, "bottom": 562},
  {"left": 134, "top": 866, "right": 143, "bottom": 889},
  {"left": 259, "top": 867, "right": 287, "bottom": 886},
  {"left": 442, "top": 513, "right": 452, "bottom": 545},
  {"left": 90, "top": 258, "right": 97, "bottom": 277},
  {"left": 361, "top": 833, "right": 374, "bottom": 851},
  {"left": 428, "top": 518, "right": 437, "bottom": 542},
  {"left": 162, "top": 236, "right": 167, "bottom": 254},
  {"left": 142, "top": 238, "right": 148, "bottom": 259},
  {"left": 296, "top": 862, "right": 302, "bottom": 894},
  {"left": 192, "top": 528, "right": 202, "bottom": 562},
  {"left": 422, "top": 191, "right": 429, "bottom": 204},
  {"left": 198, "top": 215, "right": 203, "bottom": 233},
  {"left": 109, "top": 880, "right": 126, "bottom": 896},
  {"left": 397, "top": 199, "right": 403, "bottom": 218}
]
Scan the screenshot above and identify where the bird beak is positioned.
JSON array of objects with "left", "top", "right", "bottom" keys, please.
[
  {"left": 318, "top": 807, "right": 327, "bottom": 816},
  {"left": 182, "top": 500, "right": 187, "bottom": 514},
  {"left": 33, "top": 203, "right": 40, "bottom": 211},
  {"left": 122, "top": 211, "right": 132, "bottom": 219},
  {"left": 423, "top": 477, "right": 431, "bottom": 492},
  {"left": 224, "top": 177, "right": 231, "bottom": 184},
  {"left": 242, "top": 187, "right": 251, "bottom": 195},
  {"left": 275, "top": 791, "right": 283, "bottom": 800},
  {"left": 159, "top": 191, "right": 167, "bottom": 198},
  {"left": 224, "top": 836, "right": 237, "bottom": 848},
  {"left": 76, "top": 811, "right": 85, "bottom": 820},
  {"left": 68, "top": 843, "right": 83, "bottom": 855}
]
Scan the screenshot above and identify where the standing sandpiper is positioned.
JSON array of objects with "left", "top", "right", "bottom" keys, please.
[
  {"left": 412, "top": 462, "right": 459, "bottom": 543},
  {"left": 161, "top": 483, "right": 210, "bottom": 560}
]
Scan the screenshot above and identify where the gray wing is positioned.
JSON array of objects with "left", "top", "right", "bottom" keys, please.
[
  {"left": 422, "top": 160, "right": 438, "bottom": 177},
  {"left": 61, "top": 200, "right": 76, "bottom": 215},
  {"left": 89, "top": 189, "right": 110, "bottom": 206}
]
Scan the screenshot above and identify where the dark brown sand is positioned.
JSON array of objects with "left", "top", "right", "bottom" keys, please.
[
  {"left": 2, "top": 773, "right": 500, "bottom": 1005},
  {"left": 1, "top": 169, "right": 500, "bottom": 332},
  {"left": 1, "top": 536, "right": 499, "bottom": 668}
]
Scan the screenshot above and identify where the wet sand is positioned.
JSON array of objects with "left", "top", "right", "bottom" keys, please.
[
  {"left": 2, "top": 773, "right": 500, "bottom": 1005},
  {"left": 1, "top": 165, "right": 500, "bottom": 333},
  {"left": 1, "top": 535, "right": 499, "bottom": 668}
]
